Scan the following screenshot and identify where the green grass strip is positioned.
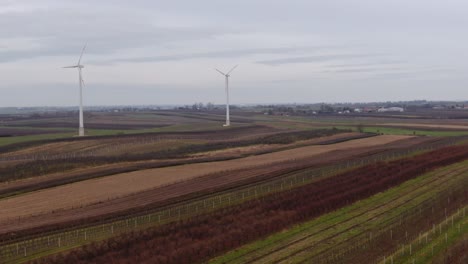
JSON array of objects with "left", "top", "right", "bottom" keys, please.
[{"left": 210, "top": 160, "right": 468, "bottom": 264}]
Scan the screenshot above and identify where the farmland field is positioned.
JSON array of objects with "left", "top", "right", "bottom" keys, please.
[{"left": 0, "top": 109, "right": 467, "bottom": 264}]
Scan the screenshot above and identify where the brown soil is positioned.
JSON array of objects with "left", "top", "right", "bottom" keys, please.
[
  {"left": 0, "top": 135, "right": 430, "bottom": 238},
  {"left": 0, "top": 136, "right": 411, "bottom": 221},
  {"left": 0, "top": 132, "right": 362, "bottom": 197},
  {"left": 189, "top": 132, "right": 362, "bottom": 158}
]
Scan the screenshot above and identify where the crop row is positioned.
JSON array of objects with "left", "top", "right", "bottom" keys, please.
[
  {"left": 0, "top": 138, "right": 463, "bottom": 263},
  {"left": 0, "top": 137, "right": 462, "bottom": 259},
  {"left": 380, "top": 206, "right": 466, "bottom": 264},
  {"left": 214, "top": 161, "right": 467, "bottom": 264},
  {"left": 5, "top": 128, "right": 350, "bottom": 162},
  {"left": 0, "top": 136, "right": 459, "bottom": 242},
  {"left": 299, "top": 177, "right": 466, "bottom": 263},
  {"left": 0, "top": 128, "right": 349, "bottom": 183},
  {"left": 21, "top": 144, "right": 468, "bottom": 264},
  {"left": 0, "top": 125, "right": 268, "bottom": 156}
]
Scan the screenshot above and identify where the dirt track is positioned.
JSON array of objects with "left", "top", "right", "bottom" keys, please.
[{"left": 0, "top": 135, "right": 412, "bottom": 226}]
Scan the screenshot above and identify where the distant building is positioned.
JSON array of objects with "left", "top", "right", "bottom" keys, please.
[
  {"left": 377, "top": 107, "right": 404, "bottom": 113},
  {"left": 363, "top": 107, "right": 378, "bottom": 113}
]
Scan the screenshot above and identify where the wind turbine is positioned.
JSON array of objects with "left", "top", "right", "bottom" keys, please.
[
  {"left": 64, "top": 45, "right": 87, "bottom": 137},
  {"left": 215, "top": 65, "right": 238, "bottom": 127}
]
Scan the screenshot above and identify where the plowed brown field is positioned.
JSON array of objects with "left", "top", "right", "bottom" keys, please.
[
  {"left": 0, "top": 136, "right": 447, "bottom": 240},
  {"left": 0, "top": 136, "right": 411, "bottom": 222}
]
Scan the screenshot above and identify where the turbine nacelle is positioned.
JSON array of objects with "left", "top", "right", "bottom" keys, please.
[{"left": 215, "top": 65, "right": 238, "bottom": 77}]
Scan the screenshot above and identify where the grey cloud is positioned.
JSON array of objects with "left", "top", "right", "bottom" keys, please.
[
  {"left": 323, "top": 67, "right": 403, "bottom": 74},
  {"left": 256, "top": 54, "right": 384, "bottom": 66},
  {"left": 0, "top": 8, "right": 223, "bottom": 63},
  {"left": 88, "top": 46, "right": 334, "bottom": 65},
  {"left": 1, "top": 0, "right": 468, "bottom": 106},
  {"left": 325, "top": 60, "right": 406, "bottom": 68}
]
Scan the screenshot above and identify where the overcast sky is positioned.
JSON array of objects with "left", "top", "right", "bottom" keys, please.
[{"left": 1, "top": 0, "right": 467, "bottom": 107}]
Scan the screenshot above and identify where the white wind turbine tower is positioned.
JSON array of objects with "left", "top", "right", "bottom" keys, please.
[
  {"left": 64, "top": 45, "right": 87, "bottom": 137},
  {"left": 215, "top": 65, "right": 238, "bottom": 127}
]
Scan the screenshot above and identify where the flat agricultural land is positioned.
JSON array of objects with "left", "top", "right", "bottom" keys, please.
[
  {"left": 0, "top": 109, "right": 467, "bottom": 263},
  {"left": 0, "top": 135, "right": 410, "bottom": 224},
  {"left": 26, "top": 144, "right": 468, "bottom": 264},
  {"left": 211, "top": 160, "right": 468, "bottom": 264}
]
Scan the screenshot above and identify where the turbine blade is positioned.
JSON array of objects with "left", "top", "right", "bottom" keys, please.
[
  {"left": 227, "top": 65, "right": 238, "bottom": 75},
  {"left": 215, "top": 68, "right": 226, "bottom": 76},
  {"left": 77, "top": 44, "right": 87, "bottom": 65},
  {"left": 63, "top": 65, "right": 78, "bottom": 68}
]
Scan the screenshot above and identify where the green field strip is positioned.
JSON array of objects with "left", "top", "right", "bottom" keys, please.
[
  {"left": 0, "top": 140, "right": 462, "bottom": 263},
  {"left": 0, "top": 122, "right": 249, "bottom": 148},
  {"left": 0, "top": 126, "right": 75, "bottom": 132},
  {"left": 0, "top": 133, "right": 76, "bottom": 147},
  {"left": 380, "top": 207, "right": 467, "bottom": 264},
  {"left": 269, "top": 179, "right": 463, "bottom": 263},
  {"left": 329, "top": 126, "right": 468, "bottom": 137},
  {"left": 210, "top": 160, "right": 468, "bottom": 264},
  {"left": 219, "top": 162, "right": 465, "bottom": 263},
  {"left": 361, "top": 126, "right": 468, "bottom": 137},
  {"left": 282, "top": 176, "right": 466, "bottom": 263},
  {"left": 253, "top": 115, "right": 468, "bottom": 135},
  {"left": 271, "top": 180, "right": 466, "bottom": 264}
]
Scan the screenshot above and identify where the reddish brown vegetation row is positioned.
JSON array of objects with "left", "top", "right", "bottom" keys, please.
[
  {"left": 0, "top": 127, "right": 340, "bottom": 183},
  {"left": 0, "top": 136, "right": 431, "bottom": 241},
  {"left": 333, "top": 186, "right": 466, "bottom": 264},
  {"left": 32, "top": 145, "right": 468, "bottom": 264}
]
